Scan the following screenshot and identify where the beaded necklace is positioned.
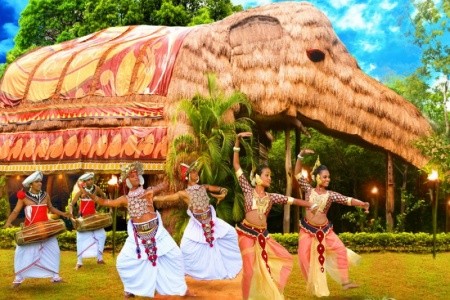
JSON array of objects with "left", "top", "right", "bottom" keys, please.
[{"left": 27, "top": 190, "right": 44, "bottom": 204}]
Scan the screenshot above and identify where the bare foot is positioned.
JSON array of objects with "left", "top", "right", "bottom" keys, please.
[
  {"left": 75, "top": 264, "right": 82, "bottom": 270},
  {"left": 124, "top": 292, "right": 135, "bottom": 298},
  {"left": 12, "top": 282, "right": 20, "bottom": 289},
  {"left": 342, "top": 281, "right": 359, "bottom": 290},
  {"left": 97, "top": 260, "right": 106, "bottom": 265}
]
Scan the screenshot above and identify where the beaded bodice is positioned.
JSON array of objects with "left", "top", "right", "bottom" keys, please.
[
  {"left": 296, "top": 174, "right": 352, "bottom": 214},
  {"left": 186, "top": 184, "right": 210, "bottom": 211},
  {"left": 127, "top": 186, "right": 151, "bottom": 218},
  {"left": 236, "top": 169, "right": 290, "bottom": 218}
]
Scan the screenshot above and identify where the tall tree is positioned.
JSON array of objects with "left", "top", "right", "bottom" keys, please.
[
  {"left": 410, "top": 0, "right": 450, "bottom": 135},
  {"left": 165, "top": 74, "right": 253, "bottom": 224}
]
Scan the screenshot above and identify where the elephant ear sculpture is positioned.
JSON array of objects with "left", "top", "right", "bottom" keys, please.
[{"left": 0, "top": 2, "right": 431, "bottom": 175}]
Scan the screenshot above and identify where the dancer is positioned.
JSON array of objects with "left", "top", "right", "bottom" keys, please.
[
  {"left": 153, "top": 161, "right": 242, "bottom": 280},
  {"left": 88, "top": 162, "right": 187, "bottom": 298},
  {"left": 69, "top": 172, "right": 108, "bottom": 270},
  {"left": 233, "top": 132, "right": 318, "bottom": 300},
  {"left": 3, "top": 171, "right": 70, "bottom": 287},
  {"left": 294, "top": 149, "right": 369, "bottom": 297}
]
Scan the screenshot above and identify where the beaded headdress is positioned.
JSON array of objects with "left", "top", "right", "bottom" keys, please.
[
  {"left": 120, "top": 162, "right": 144, "bottom": 182},
  {"left": 180, "top": 160, "right": 199, "bottom": 181},
  {"left": 311, "top": 155, "right": 321, "bottom": 181}
]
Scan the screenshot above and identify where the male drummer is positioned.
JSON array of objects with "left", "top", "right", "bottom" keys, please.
[
  {"left": 69, "top": 172, "right": 107, "bottom": 270},
  {"left": 3, "top": 170, "right": 70, "bottom": 288}
]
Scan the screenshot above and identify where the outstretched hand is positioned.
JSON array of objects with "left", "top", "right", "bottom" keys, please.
[
  {"left": 363, "top": 202, "right": 370, "bottom": 214},
  {"left": 300, "top": 149, "right": 315, "bottom": 156},
  {"left": 237, "top": 132, "right": 252, "bottom": 139}
]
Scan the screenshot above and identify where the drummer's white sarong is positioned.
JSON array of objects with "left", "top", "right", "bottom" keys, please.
[
  {"left": 14, "top": 236, "right": 61, "bottom": 283},
  {"left": 76, "top": 228, "right": 106, "bottom": 263},
  {"left": 181, "top": 205, "right": 242, "bottom": 280},
  {"left": 116, "top": 212, "right": 187, "bottom": 297}
]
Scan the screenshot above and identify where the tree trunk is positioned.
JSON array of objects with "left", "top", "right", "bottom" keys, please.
[
  {"left": 442, "top": 79, "right": 449, "bottom": 135},
  {"left": 386, "top": 153, "right": 395, "bottom": 232},
  {"left": 283, "top": 129, "right": 292, "bottom": 234},
  {"left": 400, "top": 164, "right": 408, "bottom": 214},
  {"left": 292, "top": 129, "right": 301, "bottom": 230}
]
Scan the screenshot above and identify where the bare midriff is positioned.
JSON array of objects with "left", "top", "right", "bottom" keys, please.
[
  {"left": 244, "top": 210, "right": 267, "bottom": 227},
  {"left": 305, "top": 210, "right": 328, "bottom": 226},
  {"left": 132, "top": 209, "right": 157, "bottom": 224}
]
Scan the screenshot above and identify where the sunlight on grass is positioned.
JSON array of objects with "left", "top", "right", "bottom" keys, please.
[{"left": 0, "top": 250, "right": 449, "bottom": 299}]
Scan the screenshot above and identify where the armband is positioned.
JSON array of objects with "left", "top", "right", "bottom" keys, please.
[
  {"left": 235, "top": 168, "right": 243, "bottom": 178},
  {"left": 297, "top": 154, "right": 304, "bottom": 160},
  {"left": 346, "top": 197, "right": 352, "bottom": 206},
  {"left": 233, "top": 147, "right": 241, "bottom": 152},
  {"left": 295, "top": 173, "right": 302, "bottom": 180},
  {"left": 287, "top": 196, "right": 294, "bottom": 205}
]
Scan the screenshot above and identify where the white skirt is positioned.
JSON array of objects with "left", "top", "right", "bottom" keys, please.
[
  {"left": 181, "top": 205, "right": 242, "bottom": 280},
  {"left": 76, "top": 228, "right": 106, "bottom": 260},
  {"left": 116, "top": 211, "right": 187, "bottom": 297},
  {"left": 14, "top": 236, "right": 61, "bottom": 282}
]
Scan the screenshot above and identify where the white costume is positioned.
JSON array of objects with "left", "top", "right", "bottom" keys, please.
[
  {"left": 181, "top": 205, "right": 242, "bottom": 280},
  {"left": 73, "top": 172, "right": 107, "bottom": 266},
  {"left": 13, "top": 171, "right": 62, "bottom": 284},
  {"left": 116, "top": 212, "right": 187, "bottom": 297}
]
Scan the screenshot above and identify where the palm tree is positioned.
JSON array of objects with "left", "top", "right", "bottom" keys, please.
[{"left": 165, "top": 73, "right": 254, "bottom": 226}]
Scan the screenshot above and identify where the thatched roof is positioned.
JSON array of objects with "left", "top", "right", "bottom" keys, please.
[{"left": 0, "top": 2, "right": 432, "bottom": 173}]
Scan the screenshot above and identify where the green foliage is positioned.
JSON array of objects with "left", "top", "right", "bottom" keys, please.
[
  {"left": 395, "top": 191, "right": 427, "bottom": 232},
  {"left": 0, "top": 176, "right": 10, "bottom": 222},
  {"left": 166, "top": 74, "right": 253, "bottom": 224},
  {"left": 271, "top": 232, "right": 450, "bottom": 254}
]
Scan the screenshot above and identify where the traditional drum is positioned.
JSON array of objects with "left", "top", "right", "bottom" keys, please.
[
  {"left": 15, "top": 219, "right": 66, "bottom": 246},
  {"left": 76, "top": 213, "right": 112, "bottom": 232}
]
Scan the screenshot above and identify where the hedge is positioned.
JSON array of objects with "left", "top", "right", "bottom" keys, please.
[{"left": 1, "top": 228, "right": 450, "bottom": 254}]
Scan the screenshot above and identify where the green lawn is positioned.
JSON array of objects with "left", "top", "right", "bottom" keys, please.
[{"left": 1, "top": 249, "right": 449, "bottom": 299}]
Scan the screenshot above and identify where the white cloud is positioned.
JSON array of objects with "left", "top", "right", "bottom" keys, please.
[
  {"left": 335, "top": 4, "right": 368, "bottom": 30},
  {"left": 230, "top": 0, "right": 272, "bottom": 8},
  {"left": 329, "top": 0, "right": 352, "bottom": 9},
  {"left": 359, "top": 40, "right": 381, "bottom": 52},
  {"left": 380, "top": 0, "right": 398, "bottom": 10},
  {"left": 389, "top": 26, "right": 400, "bottom": 33}
]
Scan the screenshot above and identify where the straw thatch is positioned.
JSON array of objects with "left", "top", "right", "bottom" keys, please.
[{"left": 0, "top": 2, "right": 432, "bottom": 170}]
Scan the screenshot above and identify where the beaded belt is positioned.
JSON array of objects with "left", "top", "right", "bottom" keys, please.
[
  {"left": 134, "top": 218, "right": 158, "bottom": 233},
  {"left": 299, "top": 218, "right": 333, "bottom": 235},
  {"left": 236, "top": 220, "right": 269, "bottom": 238}
]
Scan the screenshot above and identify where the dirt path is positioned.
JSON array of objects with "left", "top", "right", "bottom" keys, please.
[{"left": 156, "top": 273, "right": 242, "bottom": 299}]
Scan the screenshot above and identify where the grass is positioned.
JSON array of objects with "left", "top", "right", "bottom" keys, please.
[{"left": 0, "top": 249, "right": 449, "bottom": 299}]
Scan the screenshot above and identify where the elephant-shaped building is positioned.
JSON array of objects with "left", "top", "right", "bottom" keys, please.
[{"left": 0, "top": 1, "right": 431, "bottom": 178}]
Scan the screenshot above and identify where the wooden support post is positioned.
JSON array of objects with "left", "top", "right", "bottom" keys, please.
[
  {"left": 283, "top": 129, "right": 292, "bottom": 234},
  {"left": 386, "top": 153, "right": 395, "bottom": 232}
]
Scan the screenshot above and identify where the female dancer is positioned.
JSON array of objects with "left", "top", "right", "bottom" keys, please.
[
  {"left": 294, "top": 149, "right": 369, "bottom": 297},
  {"left": 233, "top": 132, "right": 317, "bottom": 300},
  {"left": 88, "top": 162, "right": 187, "bottom": 298},
  {"left": 153, "top": 161, "right": 242, "bottom": 280},
  {"left": 69, "top": 172, "right": 108, "bottom": 269},
  {"left": 4, "top": 171, "right": 70, "bottom": 287}
]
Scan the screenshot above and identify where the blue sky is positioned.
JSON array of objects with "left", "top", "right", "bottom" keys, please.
[{"left": 0, "top": 0, "right": 425, "bottom": 80}]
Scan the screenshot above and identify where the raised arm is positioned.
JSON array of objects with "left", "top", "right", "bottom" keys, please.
[
  {"left": 153, "top": 191, "right": 189, "bottom": 206},
  {"left": 91, "top": 194, "right": 128, "bottom": 208},
  {"left": 233, "top": 132, "right": 252, "bottom": 172},
  {"left": 294, "top": 148, "right": 315, "bottom": 176},
  {"left": 204, "top": 184, "right": 228, "bottom": 203}
]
